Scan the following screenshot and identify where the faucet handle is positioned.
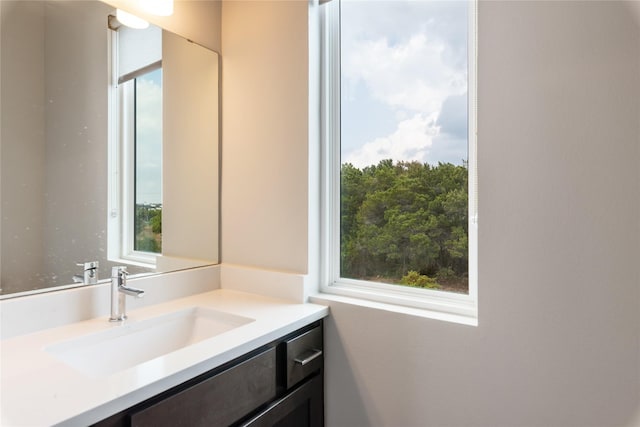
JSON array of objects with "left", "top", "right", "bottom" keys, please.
[
  {"left": 77, "top": 261, "right": 99, "bottom": 271},
  {"left": 111, "top": 266, "right": 129, "bottom": 288},
  {"left": 75, "top": 261, "right": 99, "bottom": 284},
  {"left": 111, "top": 266, "right": 128, "bottom": 276}
]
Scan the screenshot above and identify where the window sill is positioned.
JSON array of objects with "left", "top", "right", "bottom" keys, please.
[
  {"left": 108, "top": 255, "right": 156, "bottom": 270},
  {"left": 309, "top": 291, "right": 477, "bottom": 327}
]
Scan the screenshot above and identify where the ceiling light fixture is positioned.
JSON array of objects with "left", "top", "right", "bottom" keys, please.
[{"left": 115, "top": 9, "right": 149, "bottom": 29}]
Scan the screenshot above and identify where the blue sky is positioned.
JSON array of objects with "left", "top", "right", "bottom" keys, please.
[
  {"left": 340, "top": 0, "right": 469, "bottom": 168},
  {"left": 135, "top": 68, "right": 162, "bottom": 205}
]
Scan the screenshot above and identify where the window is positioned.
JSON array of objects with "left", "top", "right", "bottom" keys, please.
[
  {"left": 320, "top": 0, "right": 477, "bottom": 320},
  {"left": 131, "top": 68, "right": 163, "bottom": 254},
  {"left": 108, "top": 21, "right": 163, "bottom": 266}
]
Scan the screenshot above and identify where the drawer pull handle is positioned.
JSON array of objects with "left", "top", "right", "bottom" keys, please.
[{"left": 294, "top": 349, "right": 323, "bottom": 366}]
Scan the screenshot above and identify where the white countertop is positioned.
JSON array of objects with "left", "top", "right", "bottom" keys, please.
[{"left": 0, "top": 289, "right": 328, "bottom": 426}]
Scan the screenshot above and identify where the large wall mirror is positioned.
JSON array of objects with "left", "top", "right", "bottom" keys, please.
[{"left": 0, "top": 1, "right": 220, "bottom": 297}]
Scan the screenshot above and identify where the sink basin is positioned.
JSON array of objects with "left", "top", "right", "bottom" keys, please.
[{"left": 45, "top": 307, "right": 254, "bottom": 377}]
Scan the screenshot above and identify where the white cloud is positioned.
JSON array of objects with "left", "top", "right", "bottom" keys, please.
[
  {"left": 343, "top": 33, "right": 467, "bottom": 115},
  {"left": 136, "top": 77, "right": 162, "bottom": 139},
  {"left": 341, "top": 10, "right": 468, "bottom": 168},
  {"left": 343, "top": 112, "right": 439, "bottom": 169},
  {"left": 135, "top": 75, "right": 162, "bottom": 204}
]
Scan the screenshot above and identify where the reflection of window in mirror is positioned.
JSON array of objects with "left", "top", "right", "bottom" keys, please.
[
  {"left": 108, "top": 19, "right": 163, "bottom": 267},
  {"left": 132, "top": 68, "right": 163, "bottom": 254}
]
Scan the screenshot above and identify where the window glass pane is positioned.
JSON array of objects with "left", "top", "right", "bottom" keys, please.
[
  {"left": 134, "top": 68, "right": 162, "bottom": 253},
  {"left": 340, "top": 0, "right": 469, "bottom": 293}
]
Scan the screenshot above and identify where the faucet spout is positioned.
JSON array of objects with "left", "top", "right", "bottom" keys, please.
[
  {"left": 109, "top": 266, "right": 144, "bottom": 322},
  {"left": 119, "top": 285, "right": 145, "bottom": 298}
]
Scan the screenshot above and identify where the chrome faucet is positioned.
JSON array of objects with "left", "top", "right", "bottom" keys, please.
[
  {"left": 73, "top": 261, "right": 99, "bottom": 285},
  {"left": 109, "top": 266, "right": 144, "bottom": 322}
]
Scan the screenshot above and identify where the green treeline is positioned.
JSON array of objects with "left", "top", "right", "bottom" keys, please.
[
  {"left": 135, "top": 204, "right": 162, "bottom": 254},
  {"left": 341, "top": 159, "right": 468, "bottom": 292}
]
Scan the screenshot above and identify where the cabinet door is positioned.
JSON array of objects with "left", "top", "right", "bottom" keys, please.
[
  {"left": 240, "top": 374, "right": 323, "bottom": 427},
  {"left": 131, "top": 347, "right": 277, "bottom": 427}
]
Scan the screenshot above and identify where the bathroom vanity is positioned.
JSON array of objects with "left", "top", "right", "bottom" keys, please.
[
  {"left": 0, "top": 288, "right": 328, "bottom": 426},
  {"left": 94, "top": 320, "right": 324, "bottom": 427}
]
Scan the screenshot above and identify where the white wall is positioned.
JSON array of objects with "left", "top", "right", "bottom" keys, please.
[
  {"left": 162, "top": 31, "right": 219, "bottom": 268},
  {"left": 221, "top": 1, "right": 640, "bottom": 426},
  {"left": 221, "top": 0, "right": 309, "bottom": 273}
]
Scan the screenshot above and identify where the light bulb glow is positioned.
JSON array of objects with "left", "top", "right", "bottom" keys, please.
[
  {"left": 116, "top": 9, "right": 149, "bottom": 29},
  {"left": 139, "top": 0, "right": 173, "bottom": 16}
]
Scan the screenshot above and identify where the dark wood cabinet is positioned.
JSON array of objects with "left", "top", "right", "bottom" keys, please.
[
  {"left": 93, "top": 320, "right": 323, "bottom": 427},
  {"left": 239, "top": 374, "right": 323, "bottom": 427},
  {"left": 131, "top": 348, "right": 277, "bottom": 427}
]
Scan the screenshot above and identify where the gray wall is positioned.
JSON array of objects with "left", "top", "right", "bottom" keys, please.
[
  {"left": 0, "top": 1, "right": 46, "bottom": 293},
  {"left": 42, "top": 1, "right": 111, "bottom": 287},
  {"left": 1, "top": 1, "right": 111, "bottom": 293},
  {"left": 221, "top": 1, "right": 640, "bottom": 426}
]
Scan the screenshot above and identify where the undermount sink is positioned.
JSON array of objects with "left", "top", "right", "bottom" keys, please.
[{"left": 45, "top": 307, "right": 254, "bottom": 377}]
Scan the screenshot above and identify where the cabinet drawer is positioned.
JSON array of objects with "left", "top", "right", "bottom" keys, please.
[
  {"left": 131, "top": 347, "right": 277, "bottom": 427},
  {"left": 286, "top": 325, "right": 323, "bottom": 389},
  {"left": 240, "top": 374, "right": 324, "bottom": 427}
]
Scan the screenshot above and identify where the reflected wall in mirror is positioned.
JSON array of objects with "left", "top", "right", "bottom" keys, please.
[{"left": 0, "top": 1, "right": 219, "bottom": 296}]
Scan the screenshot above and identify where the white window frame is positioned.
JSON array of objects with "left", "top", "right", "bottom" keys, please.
[
  {"left": 107, "top": 29, "right": 159, "bottom": 268},
  {"left": 319, "top": 0, "right": 478, "bottom": 323}
]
